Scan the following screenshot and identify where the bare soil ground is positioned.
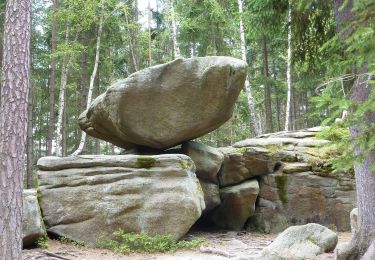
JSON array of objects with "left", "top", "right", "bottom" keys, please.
[{"left": 22, "top": 231, "right": 352, "bottom": 260}]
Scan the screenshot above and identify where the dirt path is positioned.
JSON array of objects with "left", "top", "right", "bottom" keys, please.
[{"left": 22, "top": 231, "right": 352, "bottom": 260}]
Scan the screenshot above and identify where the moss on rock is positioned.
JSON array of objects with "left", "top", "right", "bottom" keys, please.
[
  {"left": 275, "top": 174, "right": 288, "bottom": 205},
  {"left": 136, "top": 156, "right": 157, "bottom": 169}
]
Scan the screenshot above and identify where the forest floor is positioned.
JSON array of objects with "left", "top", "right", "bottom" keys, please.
[{"left": 22, "top": 230, "right": 352, "bottom": 260}]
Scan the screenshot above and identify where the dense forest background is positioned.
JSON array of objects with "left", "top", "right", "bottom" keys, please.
[{"left": 0, "top": 0, "right": 373, "bottom": 186}]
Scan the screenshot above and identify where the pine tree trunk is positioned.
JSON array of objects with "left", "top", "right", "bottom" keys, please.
[
  {"left": 285, "top": 2, "right": 292, "bottom": 131},
  {"left": 170, "top": 0, "right": 180, "bottom": 58},
  {"left": 237, "top": 0, "right": 260, "bottom": 136},
  {"left": 334, "top": 0, "right": 375, "bottom": 258},
  {"left": 26, "top": 82, "right": 33, "bottom": 189},
  {"left": 0, "top": 0, "right": 31, "bottom": 258},
  {"left": 72, "top": 1, "right": 104, "bottom": 156},
  {"left": 47, "top": 0, "right": 57, "bottom": 156},
  {"left": 262, "top": 35, "right": 272, "bottom": 133}
]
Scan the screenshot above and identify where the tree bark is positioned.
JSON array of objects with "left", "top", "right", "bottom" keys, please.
[
  {"left": 47, "top": 0, "right": 57, "bottom": 156},
  {"left": 262, "top": 35, "right": 272, "bottom": 133},
  {"left": 72, "top": 0, "right": 104, "bottom": 156},
  {"left": 237, "top": 0, "right": 260, "bottom": 136},
  {"left": 0, "top": 0, "right": 31, "bottom": 258},
  {"left": 26, "top": 80, "right": 33, "bottom": 189},
  {"left": 285, "top": 1, "right": 292, "bottom": 131},
  {"left": 334, "top": 0, "right": 375, "bottom": 258}
]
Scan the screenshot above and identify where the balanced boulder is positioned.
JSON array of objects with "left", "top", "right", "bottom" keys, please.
[
  {"left": 79, "top": 56, "right": 247, "bottom": 149},
  {"left": 37, "top": 155, "right": 205, "bottom": 246}
]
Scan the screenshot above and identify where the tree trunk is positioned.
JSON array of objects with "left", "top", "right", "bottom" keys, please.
[
  {"left": 170, "top": 0, "right": 180, "bottom": 59},
  {"left": 124, "top": 0, "right": 139, "bottom": 73},
  {"left": 55, "top": 27, "right": 71, "bottom": 157},
  {"left": 285, "top": 1, "right": 292, "bottom": 131},
  {"left": 237, "top": 0, "right": 260, "bottom": 136},
  {"left": 147, "top": 0, "right": 152, "bottom": 65},
  {"left": 262, "top": 35, "right": 272, "bottom": 133},
  {"left": 72, "top": 1, "right": 104, "bottom": 156},
  {"left": 0, "top": 0, "right": 31, "bottom": 258},
  {"left": 334, "top": 0, "right": 375, "bottom": 258},
  {"left": 26, "top": 81, "right": 33, "bottom": 189},
  {"left": 47, "top": 0, "right": 57, "bottom": 156}
]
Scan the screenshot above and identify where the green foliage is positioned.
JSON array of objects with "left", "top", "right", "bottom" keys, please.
[
  {"left": 36, "top": 236, "right": 49, "bottom": 249},
  {"left": 96, "top": 230, "right": 206, "bottom": 254},
  {"left": 316, "top": 124, "right": 354, "bottom": 173}
]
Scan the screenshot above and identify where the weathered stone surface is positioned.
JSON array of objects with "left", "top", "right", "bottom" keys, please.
[
  {"left": 23, "top": 189, "right": 46, "bottom": 247},
  {"left": 217, "top": 147, "right": 281, "bottom": 187},
  {"left": 38, "top": 155, "right": 205, "bottom": 245},
  {"left": 350, "top": 208, "right": 358, "bottom": 235},
  {"left": 247, "top": 171, "right": 356, "bottom": 233},
  {"left": 182, "top": 141, "right": 224, "bottom": 183},
  {"left": 256, "top": 223, "right": 338, "bottom": 260},
  {"left": 223, "top": 128, "right": 356, "bottom": 233},
  {"left": 79, "top": 56, "right": 248, "bottom": 150},
  {"left": 211, "top": 179, "right": 259, "bottom": 230},
  {"left": 199, "top": 179, "right": 221, "bottom": 213}
]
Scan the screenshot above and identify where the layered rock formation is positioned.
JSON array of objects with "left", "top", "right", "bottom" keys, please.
[
  {"left": 37, "top": 155, "right": 205, "bottom": 245},
  {"left": 33, "top": 127, "right": 356, "bottom": 246},
  {"left": 79, "top": 57, "right": 247, "bottom": 150},
  {"left": 240, "top": 128, "right": 356, "bottom": 233}
]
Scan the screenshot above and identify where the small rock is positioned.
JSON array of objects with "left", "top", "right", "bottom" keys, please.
[{"left": 182, "top": 141, "right": 224, "bottom": 183}]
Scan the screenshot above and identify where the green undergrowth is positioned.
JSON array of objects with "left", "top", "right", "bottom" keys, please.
[
  {"left": 96, "top": 230, "right": 206, "bottom": 254},
  {"left": 36, "top": 236, "right": 49, "bottom": 249}
]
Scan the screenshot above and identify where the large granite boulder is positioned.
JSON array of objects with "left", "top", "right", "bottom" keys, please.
[
  {"left": 79, "top": 57, "right": 247, "bottom": 150},
  {"left": 257, "top": 223, "right": 338, "bottom": 260},
  {"left": 211, "top": 179, "right": 259, "bottom": 230},
  {"left": 199, "top": 179, "right": 221, "bottom": 213},
  {"left": 23, "top": 189, "right": 46, "bottom": 247},
  {"left": 37, "top": 155, "right": 205, "bottom": 246}
]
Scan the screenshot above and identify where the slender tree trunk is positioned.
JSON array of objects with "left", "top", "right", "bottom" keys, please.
[
  {"left": 62, "top": 91, "right": 67, "bottom": 156},
  {"left": 285, "top": 2, "right": 292, "bottom": 131},
  {"left": 147, "top": 0, "right": 152, "bottom": 65},
  {"left": 26, "top": 82, "right": 33, "bottom": 189},
  {"left": 237, "top": 0, "right": 260, "bottom": 136},
  {"left": 170, "top": 0, "right": 180, "bottom": 58},
  {"left": 0, "top": 0, "right": 31, "bottom": 258},
  {"left": 55, "top": 27, "right": 71, "bottom": 157},
  {"left": 47, "top": 0, "right": 57, "bottom": 156},
  {"left": 334, "top": 0, "right": 375, "bottom": 258},
  {"left": 124, "top": 1, "right": 139, "bottom": 72},
  {"left": 72, "top": 1, "right": 104, "bottom": 156},
  {"left": 262, "top": 35, "right": 272, "bottom": 133}
]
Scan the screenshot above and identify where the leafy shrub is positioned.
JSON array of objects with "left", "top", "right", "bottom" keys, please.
[{"left": 96, "top": 230, "right": 206, "bottom": 254}]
